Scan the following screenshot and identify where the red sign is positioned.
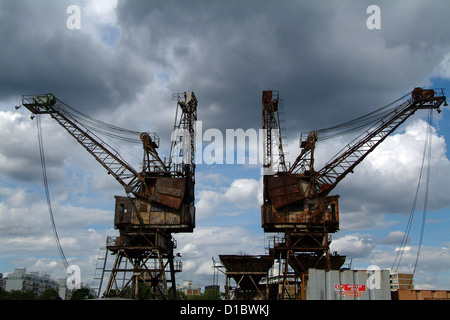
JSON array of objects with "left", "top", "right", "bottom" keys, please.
[{"left": 335, "top": 284, "right": 367, "bottom": 297}]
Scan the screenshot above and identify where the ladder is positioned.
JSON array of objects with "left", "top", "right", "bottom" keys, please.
[{"left": 92, "top": 247, "right": 108, "bottom": 299}]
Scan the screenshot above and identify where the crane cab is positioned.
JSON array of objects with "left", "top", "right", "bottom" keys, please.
[
  {"left": 261, "top": 195, "right": 339, "bottom": 233},
  {"left": 114, "top": 195, "right": 195, "bottom": 233},
  {"left": 262, "top": 173, "right": 340, "bottom": 233},
  {"left": 21, "top": 94, "right": 57, "bottom": 114}
]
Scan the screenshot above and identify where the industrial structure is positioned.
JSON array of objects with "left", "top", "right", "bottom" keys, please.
[
  {"left": 21, "top": 92, "right": 198, "bottom": 299},
  {"left": 220, "top": 87, "right": 447, "bottom": 299},
  {"left": 17, "top": 87, "right": 448, "bottom": 300},
  {"left": 220, "top": 255, "right": 273, "bottom": 300}
]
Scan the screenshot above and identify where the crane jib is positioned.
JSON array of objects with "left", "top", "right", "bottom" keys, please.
[
  {"left": 316, "top": 88, "right": 447, "bottom": 196},
  {"left": 21, "top": 94, "right": 187, "bottom": 209},
  {"left": 261, "top": 88, "right": 447, "bottom": 235}
]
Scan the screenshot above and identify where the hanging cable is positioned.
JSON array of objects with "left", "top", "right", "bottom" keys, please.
[
  {"left": 315, "top": 92, "right": 412, "bottom": 141},
  {"left": 411, "top": 110, "right": 433, "bottom": 283},
  {"left": 36, "top": 114, "right": 70, "bottom": 270},
  {"left": 391, "top": 109, "right": 433, "bottom": 276},
  {"left": 55, "top": 98, "right": 142, "bottom": 144}
]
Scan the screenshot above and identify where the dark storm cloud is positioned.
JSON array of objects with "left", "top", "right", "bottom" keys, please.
[
  {"left": 2, "top": 0, "right": 449, "bottom": 132},
  {"left": 116, "top": 0, "right": 337, "bottom": 131},
  {"left": 2, "top": 0, "right": 450, "bottom": 176},
  {"left": 115, "top": 0, "right": 450, "bottom": 135},
  {"left": 0, "top": 0, "right": 150, "bottom": 114}
]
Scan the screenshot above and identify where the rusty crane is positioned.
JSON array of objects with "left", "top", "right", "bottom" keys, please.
[
  {"left": 260, "top": 87, "right": 446, "bottom": 299},
  {"left": 219, "top": 88, "right": 446, "bottom": 300},
  {"left": 21, "top": 92, "right": 197, "bottom": 299}
]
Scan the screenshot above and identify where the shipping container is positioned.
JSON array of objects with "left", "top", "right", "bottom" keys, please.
[{"left": 306, "top": 268, "right": 391, "bottom": 300}]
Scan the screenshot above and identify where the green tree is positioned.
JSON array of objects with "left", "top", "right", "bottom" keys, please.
[
  {"left": 6, "top": 290, "right": 36, "bottom": 300},
  {"left": 177, "top": 290, "right": 187, "bottom": 300},
  {"left": 0, "top": 288, "right": 8, "bottom": 300},
  {"left": 201, "top": 288, "right": 222, "bottom": 300},
  {"left": 70, "top": 288, "right": 94, "bottom": 300},
  {"left": 38, "top": 288, "right": 61, "bottom": 300}
]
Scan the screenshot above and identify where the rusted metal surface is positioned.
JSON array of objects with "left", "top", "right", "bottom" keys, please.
[
  {"left": 141, "top": 176, "right": 186, "bottom": 210},
  {"left": 288, "top": 253, "right": 346, "bottom": 273},
  {"left": 107, "top": 233, "right": 174, "bottom": 253},
  {"left": 412, "top": 87, "right": 436, "bottom": 102},
  {"left": 262, "top": 90, "right": 278, "bottom": 112},
  {"left": 103, "top": 232, "right": 180, "bottom": 299},
  {"left": 140, "top": 132, "right": 159, "bottom": 150},
  {"left": 220, "top": 255, "right": 273, "bottom": 274},
  {"left": 114, "top": 195, "right": 195, "bottom": 233},
  {"left": 265, "top": 175, "right": 304, "bottom": 209},
  {"left": 220, "top": 255, "right": 273, "bottom": 300},
  {"left": 261, "top": 195, "right": 339, "bottom": 233},
  {"left": 262, "top": 90, "right": 288, "bottom": 174}
]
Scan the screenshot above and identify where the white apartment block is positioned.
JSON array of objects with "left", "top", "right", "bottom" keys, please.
[{"left": 2, "top": 268, "right": 61, "bottom": 297}]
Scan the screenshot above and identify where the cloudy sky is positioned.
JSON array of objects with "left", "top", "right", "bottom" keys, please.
[{"left": 1, "top": 0, "right": 450, "bottom": 294}]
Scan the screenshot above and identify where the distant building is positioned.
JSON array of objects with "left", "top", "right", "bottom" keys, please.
[
  {"left": 388, "top": 271, "right": 450, "bottom": 300},
  {"left": 392, "top": 289, "right": 450, "bottom": 300},
  {"left": 177, "top": 280, "right": 201, "bottom": 298},
  {"left": 3, "top": 268, "right": 59, "bottom": 297},
  {"left": 2, "top": 268, "right": 95, "bottom": 300},
  {"left": 390, "top": 272, "right": 414, "bottom": 291}
]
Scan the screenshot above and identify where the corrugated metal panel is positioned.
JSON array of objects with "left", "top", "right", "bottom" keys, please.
[{"left": 306, "top": 269, "right": 391, "bottom": 300}]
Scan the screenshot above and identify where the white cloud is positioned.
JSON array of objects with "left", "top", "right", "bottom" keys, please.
[
  {"left": 0, "top": 182, "right": 116, "bottom": 282},
  {"left": 195, "top": 178, "right": 262, "bottom": 220},
  {"left": 81, "top": 0, "right": 120, "bottom": 47},
  {"left": 381, "top": 231, "right": 409, "bottom": 245},
  {"left": 330, "top": 234, "right": 376, "bottom": 258},
  {"left": 433, "top": 53, "right": 450, "bottom": 79},
  {"left": 306, "top": 119, "right": 450, "bottom": 224},
  {"left": 175, "top": 226, "right": 265, "bottom": 286},
  {"left": 0, "top": 185, "right": 112, "bottom": 234},
  {"left": 84, "top": 0, "right": 118, "bottom": 25},
  {"left": 367, "top": 244, "right": 450, "bottom": 290},
  {"left": 0, "top": 111, "right": 65, "bottom": 182},
  {"left": 339, "top": 208, "right": 398, "bottom": 231},
  {"left": 196, "top": 172, "right": 230, "bottom": 189},
  {"left": 195, "top": 189, "right": 223, "bottom": 220},
  {"left": 223, "top": 179, "right": 262, "bottom": 208}
]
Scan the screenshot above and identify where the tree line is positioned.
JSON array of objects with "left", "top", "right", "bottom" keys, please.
[{"left": 0, "top": 287, "right": 94, "bottom": 300}]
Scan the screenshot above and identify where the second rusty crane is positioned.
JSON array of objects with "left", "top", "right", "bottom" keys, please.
[{"left": 259, "top": 87, "right": 446, "bottom": 299}]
